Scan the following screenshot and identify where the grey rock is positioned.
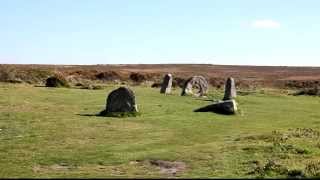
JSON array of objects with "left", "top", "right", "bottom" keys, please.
[
  {"left": 223, "top": 77, "right": 236, "bottom": 100},
  {"left": 181, "top": 76, "right": 208, "bottom": 97},
  {"left": 194, "top": 99, "right": 237, "bottom": 115},
  {"left": 105, "top": 87, "right": 138, "bottom": 113},
  {"left": 160, "top": 74, "right": 173, "bottom": 94}
]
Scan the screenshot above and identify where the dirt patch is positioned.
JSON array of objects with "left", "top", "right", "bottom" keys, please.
[
  {"left": 33, "top": 163, "right": 75, "bottom": 173},
  {"left": 148, "top": 160, "right": 187, "bottom": 176},
  {"left": 130, "top": 159, "right": 187, "bottom": 176}
]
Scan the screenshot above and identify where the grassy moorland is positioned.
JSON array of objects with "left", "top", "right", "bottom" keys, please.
[{"left": 1, "top": 83, "right": 320, "bottom": 178}]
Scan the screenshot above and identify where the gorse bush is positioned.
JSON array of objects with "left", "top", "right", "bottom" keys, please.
[
  {"left": 0, "top": 65, "right": 53, "bottom": 84},
  {"left": 129, "top": 72, "right": 146, "bottom": 83},
  {"left": 0, "top": 67, "right": 18, "bottom": 82},
  {"left": 95, "top": 71, "right": 121, "bottom": 81},
  {"left": 45, "top": 73, "right": 70, "bottom": 88}
]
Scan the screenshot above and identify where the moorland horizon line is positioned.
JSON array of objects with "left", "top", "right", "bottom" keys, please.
[{"left": 1, "top": 63, "right": 319, "bottom": 68}]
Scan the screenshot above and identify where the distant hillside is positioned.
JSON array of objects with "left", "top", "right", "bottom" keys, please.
[{"left": 1, "top": 64, "right": 319, "bottom": 89}]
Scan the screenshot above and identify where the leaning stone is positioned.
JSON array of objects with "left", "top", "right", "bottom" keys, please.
[
  {"left": 160, "top": 74, "right": 172, "bottom": 94},
  {"left": 223, "top": 77, "right": 236, "bottom": 100},
  {"left": 194, "top": 99, "right": 237, "bottom": 115},
  {"left": 100, "top": 87, "right": 138, "bottom": 117}
]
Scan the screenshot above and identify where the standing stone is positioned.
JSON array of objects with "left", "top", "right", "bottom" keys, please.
[
  {"left": 160, "top": 74, "right": 172, "bottom": 94},
  {"left": 103, "top": 87, "right": 138, "bottom": 115},
  {"left": 223, "top": 77, "right": 236, "bottom": 100},
  {"left": 181, "top": 76, "right": 208, "bottom": 97}
]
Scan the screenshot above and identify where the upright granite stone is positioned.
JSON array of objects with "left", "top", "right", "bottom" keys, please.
[
  {"left": 194, "top": 99, "right": 237, "bottom": 115},
  {"left": 104, "top": 87, "right": 138, "bottom": 114},
  {"left": 181, "top": 76, "right": 208, "bottom": 97},
  {"left": 160, "top": 74, "right": 172, "bottom": 94},
  {"left": 223, "top": 77, "right": 236, "bottom": 100}
]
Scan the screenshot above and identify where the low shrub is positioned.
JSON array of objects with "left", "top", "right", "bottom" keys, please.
[
  {"left": 151, "top": 82, "right": 162, "bottom": 88},
  {"left": 294, "top": 86, "right": 320, "bottom": 96},
  {"left": 45, "top": 74, "right": 70, "bottom": 88},
  {"left": 95, "top": 71, "right": 121, "bottom": 81},
  {"left": 129, "top": 72, "right": 146, "bottom": 83},
  {"left": 172, "top": 77, "right": 186, "bottom": 88}
]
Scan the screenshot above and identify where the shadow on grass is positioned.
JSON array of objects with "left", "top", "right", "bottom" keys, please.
[
  {"left": 77, "top": 110, "right": 140, "bottom": 118},
  {"left": 201, "top": 99, "right": 214, "bottom": 102},
  {"left": 77, "top": 113, "right": 102, "bottom": 117},
  {"left": 193, "top": 98, "right": 214, "bottom": 102}
]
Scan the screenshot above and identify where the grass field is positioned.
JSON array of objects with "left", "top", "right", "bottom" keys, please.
[{"left": 1, "top": 83, "right": 320, "bottom": 178}]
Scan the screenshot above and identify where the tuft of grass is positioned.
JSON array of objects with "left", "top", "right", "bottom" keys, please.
[
  {"left": 305, "top": 160, "right": 320, "bottom": 177},
  {"left": 248, "top": 159, "right": 288, "bottom": 177}
]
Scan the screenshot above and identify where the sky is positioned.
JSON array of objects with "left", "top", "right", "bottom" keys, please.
[{"left": 0, "top": 0, "right": 319, "bottom": 66}]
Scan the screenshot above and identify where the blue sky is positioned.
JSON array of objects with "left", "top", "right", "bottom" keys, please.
[{"left": 0, "top": 0, "right": 319, "bottom": 66}]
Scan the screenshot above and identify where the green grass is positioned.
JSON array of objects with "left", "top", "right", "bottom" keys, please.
[{"left": 1, "top": 83, "right": 320, "bottom": 178}]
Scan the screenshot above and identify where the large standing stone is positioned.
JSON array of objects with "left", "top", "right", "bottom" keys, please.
[
  {"left": 194, "top": 100, "right": 237, "bottom": 115},
  {"left": 103, "top": 87, "right": 138, "bottom": 114},
  {"left": 223, "top": 77, "right": 236, "bottom": 100},
  {"left": 160, "top": 74, "right": 172, "bottom": 94},
  {"left": 181, "top": 76, "right": 208, "bottom": 97}
]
